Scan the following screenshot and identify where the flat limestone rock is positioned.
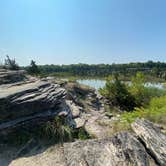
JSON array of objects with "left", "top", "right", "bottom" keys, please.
[
  {"left": 132, "top": 119, "right": 166, "bottom": 166},
  {"left": 64, "top": 132, "right": 150, "bottom": 166}
]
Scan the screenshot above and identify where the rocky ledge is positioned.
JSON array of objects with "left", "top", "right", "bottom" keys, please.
[
  {"left": 0, "top": 69, "right": 26, "bottom": 85},
  {"left": 0, "top": 79, "right": 67, "bottom": 136}
]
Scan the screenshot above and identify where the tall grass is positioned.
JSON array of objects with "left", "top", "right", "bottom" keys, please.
[{"left": 44, "top": 116, "right": 73, "bottom": 143}]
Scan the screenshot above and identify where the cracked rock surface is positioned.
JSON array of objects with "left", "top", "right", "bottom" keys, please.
[{"left": 132, "top": 119, "right": 166, "bottom": 166}]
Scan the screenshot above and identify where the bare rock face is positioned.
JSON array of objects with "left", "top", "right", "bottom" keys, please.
[
  {"left": 9, "top": 132, "right": 150, "bottom": 166},
  {"left": 64, "top": 132, "right": 149, "bottom": 166},
  {"left": 64, "top": 82, "right": 108, "bottom": 137},
  {"left": 0, "top": 80, "right": 67, "bottom": 134},
  {"left": 10, "top": 144, "right": 67, "bottom": 166},
  {"left": 0, "top": 69, "right": 26, "bottom": 85},
  {"left": 3, "top": 119, "right": 166, "bottom": 166},
  {"left": 64, "top": 82, "right": 105, "bottom": 112},
  {"left": 65, "top": 100, "right": 82, "bottom": 118},
  {"left": 132, "top": 119, "right": 166, "bottom": 166}
]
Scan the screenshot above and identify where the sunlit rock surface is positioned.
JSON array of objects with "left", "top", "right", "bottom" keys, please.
[{"left": 132, "top": 119, "right": 166, "bottom": 166}]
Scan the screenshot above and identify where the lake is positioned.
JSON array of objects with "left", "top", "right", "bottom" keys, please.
[{"left": 77, "top": 79, "right": 164, "bottom": 90}]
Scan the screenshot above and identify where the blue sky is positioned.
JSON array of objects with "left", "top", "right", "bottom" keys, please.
[{"left": 0, "top": 0, "right": 166, "bottom": 65}]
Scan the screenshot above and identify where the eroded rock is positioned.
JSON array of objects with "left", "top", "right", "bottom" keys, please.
[
  {"left": 132, "top": 119, "right": 166, "bottom": 166},
  {"left": 0, "top": 80, "right": 66, "bottom": 122},
  {"left": 64, "top": 132, "right": 150, "bottom": 166},
  {"left": 0, "top": 80, "right": 67, "bottom": 136}
]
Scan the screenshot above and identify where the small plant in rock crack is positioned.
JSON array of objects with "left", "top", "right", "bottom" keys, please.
[{"left": 44, "top": 116, "right": 73, "bottom": 143}]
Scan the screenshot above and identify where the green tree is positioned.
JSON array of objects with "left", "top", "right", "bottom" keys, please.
[
  {"left": 99, "top": 75, "right": 136, "bottom": 111},
  {"left": 28, "top": 60, "right": 40, "bottom": 75}
]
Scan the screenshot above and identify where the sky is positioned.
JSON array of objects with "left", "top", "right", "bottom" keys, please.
[{"left": 0, "top": 0, "right": 166, "bottom": 66}]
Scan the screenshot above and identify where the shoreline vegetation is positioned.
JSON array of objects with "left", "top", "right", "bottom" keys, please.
[
  {"left": 31, "top": 61, "right": 166, "bottom": 82},
  {"left": 98, "top": 73, "right": 166, "bottom": 134}
]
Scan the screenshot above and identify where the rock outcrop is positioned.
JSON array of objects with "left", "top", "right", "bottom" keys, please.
[
  {"left": 0, "top": 69, "right": 26, "bottom": 85},
  {"left": 64, "top": 82, "right": 110, "bottom": 138},
  {"left": 0, "top": 80, "right": 67, "bottom": 135},
  {"left": 64, "top": 132, "right": 149, "bottom": 166},
  {"left": 132, "top": 119, "right": 166, "bottom": 166}
]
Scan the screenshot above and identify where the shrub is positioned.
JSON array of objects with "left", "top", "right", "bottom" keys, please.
[
  {"left": 129, "top": 72, "right": 146, "bottom": 106},
  {"left": 27, "top": 60, "right": 40, "bottom": 75},
  {"left": 129, "top": 72, "right": 166, "bottom": 106},
  {"left": 121, "top": 95, "right": 166, "bottom": 126},
  {"left": 100, "top": 72, "right": 166, "bottom": 112},
  {"left": 77, "top": 127, "right": 91, "bottom": 140},
  {"left": 99, "top": 75, "right": 136, "bottom": 111},
  {"left": 109, "top": 95, "right": 166, "bottom": 135}
]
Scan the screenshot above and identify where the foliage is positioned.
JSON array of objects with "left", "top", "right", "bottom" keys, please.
[
  {"left": 27, "top": 60, "right": 40, "bottom": 75},
  {"left": 121, "top": 95, "right": 166, "bottom": 125},
  {"left": 100, "top": 72, "right": 166, "bottom": 112},
  {"left": 4, "top": 55, "right": 19, "bottom": 70},
  {"left": 129, "top": 72, "right": 166, "bottom": 106},
  {"left": 129, "top": 72, "right": 147, "bottom": 106},
  {"left": 23, "top": 61, "right": 166, "bottom": 80},
  {"left": 110, "top": 95, "right": 166, "bottom": 135},
  {"left": 77, "top": 127, "right": 91, "bottom": 140},
  {"left": 99, "top": 75, "right": 136, "bottom": 111},
  {"left": 43, "top": 116, "right": 73, "bottom": 143}
]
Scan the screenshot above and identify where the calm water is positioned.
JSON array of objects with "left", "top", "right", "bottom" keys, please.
[
  {"left": 77, "top": 79, "right": 106, "bottom": 90},
  {"left": 77, "top": 79, "right": 164, "bottom": 90}
]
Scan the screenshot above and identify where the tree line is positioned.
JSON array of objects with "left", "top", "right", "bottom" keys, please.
[
  {"left": 1, "top": 56, "right": 166, "bottom": 80},
  {"left": 36, "top": 61, "right": 166, "bottom": 80}
]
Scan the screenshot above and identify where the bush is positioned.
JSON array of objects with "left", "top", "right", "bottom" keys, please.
[
  {"left": 100, "top": 72, "right": 166, "bottom": 112},
  {"left": 78, "top": 127, "right": 91, "bottom": 140},
  {"left": 99, "top": 75, "right": 136, "bottom": 111},
  {"left": 129, "top": 72, "right": 146, "bottom": 106},
  {"left": 109, "top": 95, "right": 166, "bottom": 135},
  {"left": 121, "top": 95, "right": 166, "bottom": 126},
  {"left": 27, "top": 60, "right": 40, "bottom": 75},
  {"left": 129, "top": 72, "right": 166, "bottom": 106}
]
